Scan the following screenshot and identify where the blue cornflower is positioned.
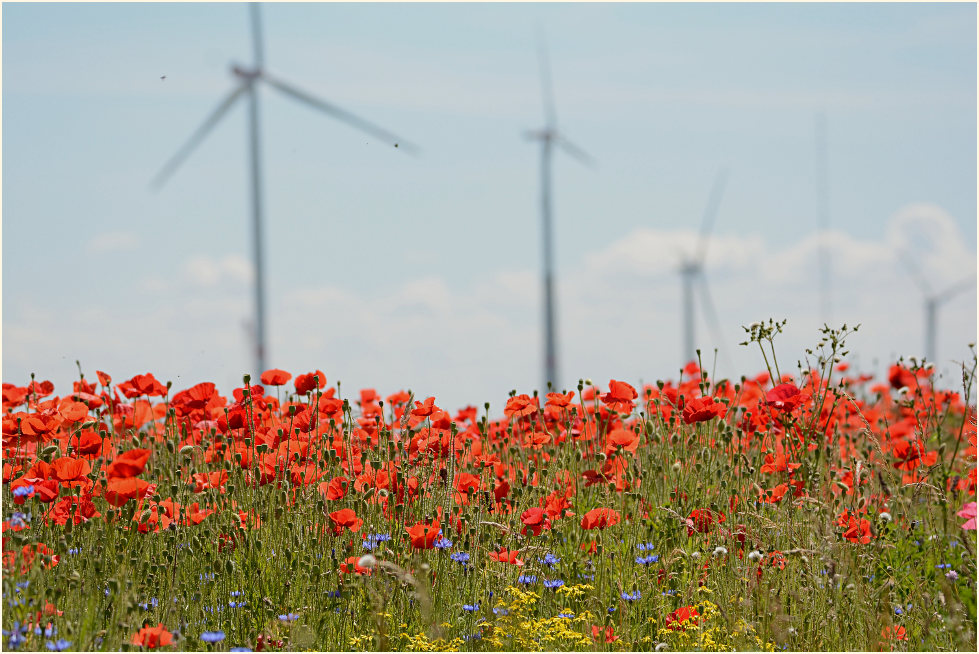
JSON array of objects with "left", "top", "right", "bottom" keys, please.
[
  {"left": 608, "top": 606, "right": 616, "bottom": 614},
  {"left": 464, "top": 633, "right": 483, "bottom": 641},
  {"left": 138, "top": 598, "right": 159, "bottom": 610},
  {"left": 578, "top": 573, "right": 595, "bottom": 581},
  {"left": 661, "top": 590, "right": 678, "bottom": 596},
  {"left": 434, "top": 537, "right": 453, "bottom": 549},
  {"left": 230, "top": 591, "right": 243, "bottom": 597},
  {"left": 201, "top": 631, "right": 225, "bottom": 643},
  {"left": 935, "top": 563, "right": 951, "bottom": 570},
  {"left": 558, "top": 612, "right": 574, "bottom": 619},
  {"left": 12, "top": 485, "right": 35, "bottom": 498},
  {"left": 325, "top": 590, "right": 342, "bottom": 599},
  {"left": 46, "top": 640, "right": 71, "bottom": 651},
  {"left": 492, "top": 607, "right": 510, "bottom": 616},
  {"left": 894, "top": 607, "right": 903, "bottom": 615},
  {"left": 229, "top": 600, "right": 246, "bottom": 608},
  {"left": 8, "top": 512, "right": 31, "bottom": 529},
  {"left": 637, "top": 542, "right": 655, "bottom": 551},
  {"left": 369, "top": 533, "right": 391, "bottom": 543},
  {"left": 543, "top": 579, "right": 565, "bottom": 589},
  {"left": 635, "top": 554, "right": 659, "bottom": 565},
  {"left": 463, "top": 603, "right": 479, "bottom": 612},
  {"left": 34, "top": 623, "right": 56, "bottom": 637},
  {"left": 621, "top": 590, "right": 641, "bottom": 601},
  {"left": 230, "top": 648, "right": 252, "bottom": 652},
  {"left": 517, "top": 575, "right": 538, "bottom": 585},
  {"left": 278, "top": 613, "right": 299, "bottom": 622},
  {"left": 15, "top": 581, "right": 29, "bottom": 592},
  {"left": 538, "top": 553, "right": 561, "bottom": 567},
  {"left": 67, "top": 548, "right": 80, "bottom": 555},
  {"left": 450, "top": 552, "right": 471, "bottom": 565},
  {"left": 4, "top": 622, "right": 27, "bottom": 650},
  {"left": 200, "top": 573, "right": 215, "bottom": 581}
]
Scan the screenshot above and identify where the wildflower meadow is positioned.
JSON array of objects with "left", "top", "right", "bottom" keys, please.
[{"left": 2, "top": 321, "right": 976, "bottom": 651}]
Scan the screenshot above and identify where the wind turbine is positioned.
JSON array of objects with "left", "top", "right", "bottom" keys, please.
[
  {"left": 151, "top": 3, "right": 418, "bottom": 377},
  {"left": 676, "top": 170, "right": 730, "bottom": 366},
  {"left": 901, "top": 252, "right": 975, "bottom": 363},
  {"left": 524, "top": 33, "right": 594, "bottom": 392},
  {"left": 815, "top": 112, "right": 832, "bottom": 325}
]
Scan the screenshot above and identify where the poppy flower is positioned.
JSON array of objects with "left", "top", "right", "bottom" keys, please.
[
  {"left": 686, "top": 508, "right": 725, "bottom": 536},
  {"left": 411, "top": 396, "right": 438, "bottom": 418},
  {"left": 118, "top": 373, "right": 167, "bottom": 399},
  {"left": 545, "top": 391, "right": 575, "bottom": 408},
  {"left": 106, "top": 449, "right": 152, "bottom": 478},
  {"left": 881, "top": 625, "right": 906, "bottom": 641},
  {"left": 329, "top": 508, "right": 363, "bottom": 535},
  {"left": 131, "top": 623, "right": 173, "bottom": 649},
  {"left": 760, "top": 452, "right": 801, "bottom": 474},
  {"left": 405, "top": 520, "right": 441, "bottom": 549},
  {"left": 520, "top": 507, "right": 551, "bottom": 536},
  {"left": 601, "top": 379, "right": 638, "bottom": 413},
  {"left": 96, "top": 370, "right": 112, "bottom": 387},
  {"left": 340, "top": 555, "right": 371, "bottom": 575},
  {"left": 765, "top": 383, "right": 806, "bottom": 411},
  {"left": 891, "top": 439, "right": 939, "bottom": 471},
  {"left": 504, "top": 394, "right": 538, "bottom": 420},
  {"left": 104, "top": 477, "right": 152, "bottom": 507},
  {"left": 488, "top": 548, "right": 524, "bottom": 566},
  {"left": 665, "top": 605, "right": 700, "bottom": 631},
  {"left": 958, "top": 502, "right": 977, "bottom": 530},
  {"left": 591, "top": 625, "right": 617, "bottom": 643},
  {"left": 294, "top": 370, "right": 326, "bottom": 395},
  {"left": 838, "top": 510, "right": 873, "bottom": 544},
  {"left": 260, "top": 368, "right": 292, "bottom": 386},
  {"left": 887, "top": 365, "right": 917, "bottom": 391},
  {"left": 50, "top": 457, "right": 91, "bottom": 483},
  {"left": 605, "top": 428, "right": 640, "bottom": 455},
  {"left": 580, "top": 507, "right": 620, "bottom": 530},
  {"left": 682, "top": 396, "right": 726, "bottom": 424}
]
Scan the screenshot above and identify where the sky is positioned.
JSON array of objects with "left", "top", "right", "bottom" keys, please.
[{"left": 3, "top": 1, "right": 977, "bottom": 413}]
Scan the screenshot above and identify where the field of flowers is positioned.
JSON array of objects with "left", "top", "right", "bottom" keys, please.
[{"left": 2, "top": 321, "right": 976, "bottom": 652}]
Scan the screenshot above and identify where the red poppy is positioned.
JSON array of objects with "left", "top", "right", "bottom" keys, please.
[
  {"left": 580, "top": 507, "right": 621, "bottom": 530},
  {"left": 104, "top": 477, "right": 152, "bottom": 507},
  {"left": 453, "top": 472, "right": 481, "bottom": 504},
  {"left": 601, "top": 379, "right": 638, "bottom": 413},
  {"left": 411, "top": 396, "right": 438, "bottom": 418},
  {"left": 260, "top": 368, "right": 292, "bottom": 386},
  {"left": 665, "top": 605, "right": 700, "bottom": 631},
  {"left": 887, "top": 365, "right": 917, "bottom": 390},
  {"left": 504, "top": 394, "right": 539, "bottom": 419},
  {"left": 340, "top": 555, "right": 371, "bottom": 575},
  {"left": 329, "top": 508, "right": 363, "bottom": 535},
  {"left": 50, "top": 457, "right": 91, "bottom": 483},
  {"left": 760, "top": 452, "right": 801, "bottom": 474},
  {"left": 96, "top": 370, "right": 112, "bottom": 387},
  {"left": 405, "top": 519, "right": 441, "bottom": 549},
  {"left": 58, "top": 399, "right": 90, "bottom": 423},
  {"left": 841, "top": 513, "right": 873, "bottom": 544},
  {"left": 606, "top": 428, "right": 640, "bottom": 455},
  {"left": 591, "top": 625, "right": 618, "bottom": 643},
  {"left": 132, "top": 623, "right": 173, "bottom": 649},
  {"left": 488, "top": 548, "right": 524, "bottom": 566},
  {"left": 881, "top": 625, "right": 906, "bottom": 641},
  {"left": 118, "top": 373, "right": 167, "bottom": 399},
  {"left": 106, "top": 449, "right": 152, "bottom": 478},
  {"left": 765, "top": 383, "right": 806, "bottom": 411},
  {"left": 545, "top": 391, "right": 575, "bottom": 408},
  {"left": 686, "top": 508, "right": 725, "bottom": 536},
  {"left": 295, "top": 370, "right": 326, "bottom": 395},
  {"left": 891, "top": 439, "right": 939, "bottom": 471},
  {"left": 682, "top": 396, "right": 727, "bottom": 424},
  {"left": 520, "top": 507, "right": 551, "bottom": 536}
]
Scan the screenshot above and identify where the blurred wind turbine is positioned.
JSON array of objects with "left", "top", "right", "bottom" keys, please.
[
  {"left": 815, "top": 112, "right": 832, "bottom": 325},
  {"left": 677, "top": 170, "right": 731, "bottom": 368},
  {"left": 901, "top": 252, "right": 975, "bottom": 363},
  {"left": 151, "top": 3, "right": 418, "bottom": 377},
  {"left": 524, "top": 31, "right": 595, "bottom": 392}
]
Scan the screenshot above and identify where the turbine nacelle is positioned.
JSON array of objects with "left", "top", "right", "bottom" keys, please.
[{"left": 231, "top": 63, "right": 262, "bottom": 82}]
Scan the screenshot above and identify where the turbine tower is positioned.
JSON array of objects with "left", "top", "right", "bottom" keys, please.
[
  {"left": 151, "top": 3, "right": 418, "bottom": 377},
  {"left": 902, "top": 253, "right": 975, "bottom": 363},
  {"left": 524, "top": 32, "right": 594, "bottom": 392},
  {"left": 815, "top": 112, "right": 832, "bottom": 326},
  {"left": 677, "top": 170, "right": 730, "bottom": 365}
]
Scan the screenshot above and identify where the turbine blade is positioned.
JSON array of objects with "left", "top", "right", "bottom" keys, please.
[
  {"left": 260, "top": 72, "right": 420, "bottom": 155},
  {"left": 536, "top": 26, "right": 557, "bottom": 127},
  {"left": 935, "top": 276, "right": 976, "bottom": 305},
  {"left": 695, "top": 168, "right": 730, "bottom": 264},
  {"left": 696, "top": 272, "right": 735, "bottom": 373},
  {"left": 250, "top": 3, "right": 265, "bottom": 69},
  {"left": 556, "top": 135, "right": 596, "bottom": 167},
  {"left": 899, "top": 249, "right": 932, "bottom": 296},
  {"left": 150, "top": 83, "right": 248, "bottom": 190}
]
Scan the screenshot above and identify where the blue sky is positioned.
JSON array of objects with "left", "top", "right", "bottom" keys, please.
[{"left": 3, "top": 1, "right": 976, "bottom": 410}]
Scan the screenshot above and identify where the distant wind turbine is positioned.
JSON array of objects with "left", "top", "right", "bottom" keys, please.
[
  {"left": 901, "top": 252, "right": 976, "bottom": 363},
  {"left": 524, "top": 32, "right": 595, "bottom": 392},
  {"left": 677, "top": 170, "right": 731, "bottom": 367},
  {"left": 151, "top": 3, "right": 418, "bottom": 377},
  {"left": 815, "top": 112, "right": 832, "bottom": 325}
]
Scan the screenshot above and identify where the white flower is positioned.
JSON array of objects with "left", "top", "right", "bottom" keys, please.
[
  {"left": 357, "top": 554, "right": 377, "bottom": 570},
  {"left": 748, "top": 550, "right": 763, "bottom": 562},
  {"left": 879, "top": 512, "right": 892, "bottom": 522},
  {"left": 712, "top": 546, "right": 728, "bottom": 557}
]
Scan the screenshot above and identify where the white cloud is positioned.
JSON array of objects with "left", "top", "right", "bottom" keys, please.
[
  {"left": 87, "top": 231, "right": 140, "bottom": 254},
  {"left": 182, "top": 254, "right": 253, "bottom": 288}
]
